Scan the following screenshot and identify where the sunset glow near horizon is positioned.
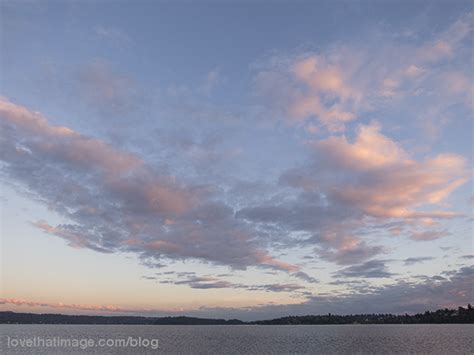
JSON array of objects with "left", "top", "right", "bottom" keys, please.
[{"left": 0, "top": 1, "right": 473, "bottom": 321}]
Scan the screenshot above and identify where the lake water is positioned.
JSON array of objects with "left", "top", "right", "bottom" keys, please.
[{"left": 1, "top": 324, "right": 473, "bottom": 354}]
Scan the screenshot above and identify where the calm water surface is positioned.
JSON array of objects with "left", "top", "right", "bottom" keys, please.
[{"left": 1, "top": 324, "right": 473, "bottom": 354}]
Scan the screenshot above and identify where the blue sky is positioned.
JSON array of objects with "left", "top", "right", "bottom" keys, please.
[{"left": 0, "top": 1, "right": 473, "bottom": 320}]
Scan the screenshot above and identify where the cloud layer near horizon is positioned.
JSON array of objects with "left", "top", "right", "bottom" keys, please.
[{"left": 1, "top": 266, "right": 472, "bottom": 320}]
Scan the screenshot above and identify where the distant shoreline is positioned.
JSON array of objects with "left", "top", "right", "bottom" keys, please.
[{"left": 1, "top": 305, "right": 473, "bottom": 325}]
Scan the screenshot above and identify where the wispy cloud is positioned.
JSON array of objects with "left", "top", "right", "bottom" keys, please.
[
  {"left": 255, "top": 12, "right": 473, "bottom": 136},
  {"left": 410, "top": 230, "right": 451, "bottom": 242},
  {"left": 0, "top": 298, "right": 140, "bottom": 314},
  {"left": 338, "top": 260, "right": 395, "bottom": 279},
  {"left": 146, "top": 272, "right": 310, "bottom": 294},
  {"left": 191, "top": 266, "right": 474, "bottom": 320},
  {"left": 403, "top": 257, "right": 435, "bottom": 266},
  {"left": 78, "top": 59, "right": 138, "bottom": 114},
  {"left": 94, "top": 25, "right": 130, "bottom": 46}
]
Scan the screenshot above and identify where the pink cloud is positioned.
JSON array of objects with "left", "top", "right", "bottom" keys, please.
[
  {"left": 417, "top": 13, "right": 472, "bottom": 63},
  {"left": 0, "top": 97, "right": 196, "bottom": 217},
  {"left": 313, "top": 123, "right": 468, "bottom": 219},
  {"left": 292, "top": 56, "right": 355, "bottom": 100},
  {"left": 256, "top": 252, "right": 300, "bottom": 273},
  {"left": 410, "top": 230, "right": 450, "bottom": 241},
  {"left": 0, "top": 298, "right": 141, "bottom": 313},
  {"left": 2, "top": 97, "right": 300, "bottom": 274},
  {"left": 255, "top": 51, "right": 364, "bottom": 132},
  {"left": 288, "top": 55, "right": 360, "bottom": 131},
  {"left": 315, "top": 122, "right": 408, "bottom": 170}
]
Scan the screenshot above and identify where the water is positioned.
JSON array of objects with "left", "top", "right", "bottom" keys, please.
[{"left": 1, "top": 324, "right": 473, "bottom": 354}]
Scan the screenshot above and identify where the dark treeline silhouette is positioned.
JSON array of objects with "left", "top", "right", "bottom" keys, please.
[
  {"left": 153, "top": 316, "right": 243, "bottom": 325},
  {"left": 0, "top": 312, "right": 155, "bottom": 325},
  {"left": 1, "top": 305, "right": 472, "bottom": 325},
  {"left": 0, "top": 312, "right": 243, "bottom": 325},
  {"left": 253, "top": 305, "right": 474, "bottom": 325}
]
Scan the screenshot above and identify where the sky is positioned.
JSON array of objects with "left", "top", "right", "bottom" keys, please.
[{"left": 0, "top": 1, "right": 473, "bottom": 321}]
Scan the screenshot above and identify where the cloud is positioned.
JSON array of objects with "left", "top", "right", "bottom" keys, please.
[
  {"left": 0, "top": 97, "right": 297, "bottom": 274},
  {"left": 288, "top": 55, "right": 360, "bottom": 130},
  {"left": 292, "top": 57, "right": 355, "bottom": 100},
  {"left": 152, "top": 273, "right": 307, "bottom": 293},
  {"left": 78, "top": 59, "right": 138, "bottom": 114},
  {"left": 236, "top": 195, "right": 386, "bottom": 266},
  {"left": 2, "top": 266, "right": 472, "bottom": 320},
  {"left": 410, "top": 230, "right": 450, "bottom": 241},
  {"left": 0, "top": 97, "right": 195, "bottom": 217},
  {"left": 440, "top": 71, "right": 474, "bottom": 108},
  {"left": 200, "top": 68, "right": 221, "bottom": 94},
  {"left": 173, "top": 276, "right": 236, "bottom": 290},
  {"left": 293, "top": 271, "right": 318, "bottom": 284},
  {"left": 33, "top": 221, "right": 113, "bottom": 253},
  {"left": 151, "top": 129, "right": 241, "bottom": 175},
  {"left": 255, "top": 13, "right": 473, "bottom": 136},
  {"left": 317, "top": 240, "right": 385, "bottom": 266},
  {"left": 417, "top": 13, "right": 472, "bottom": 63},
  {"left": 255, "top": 51, "right": 362, "bottom": 132},
  {"left": 189, "top": 266, "right": 474, "bottom": 320},
  {"left": 257, "top": 284, "right": 305, "bottom": 293},
  {"left": 0, "top": 298, "right": 140, "bottom": 314},
  {"left": 404, "top": 65, "right": 425, "bottom": 78},
  {"left": 1, "top": 12, "right": 472, "bottom": 303},
  {"left": 403, "top": 256, "right": 435, "bottom": 265},
  {"left": 238, "top": 121, "right": 467, "bottom": 266},
  {"left": 338, "top": 260, "right": 394, "bottom": 278},
  {"left": 94, "top": 26, "right": 130, "bottom": 46},
  {"left": 302, "top": 122, "right": 468, "bottom": 219}
]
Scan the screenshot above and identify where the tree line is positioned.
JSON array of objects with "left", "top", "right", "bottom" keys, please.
[
  {"left": 253, "top": 305, "right": 474, "bottom": 325},
  {"left": 1, "top": 305, "right": 472, "bottom": 325}
]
